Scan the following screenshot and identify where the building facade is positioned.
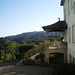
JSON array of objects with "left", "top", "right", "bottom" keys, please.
[
  {"left": 42, "top": 20, "right": 67, "bottom": 63},
  {"left": 61, "top": 0, "right": 75, "bottom": 63}
]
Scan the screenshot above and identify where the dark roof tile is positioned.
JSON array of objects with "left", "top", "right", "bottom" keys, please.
[{"left": 42, "top": 20, "right": 67, "bottom": 32}]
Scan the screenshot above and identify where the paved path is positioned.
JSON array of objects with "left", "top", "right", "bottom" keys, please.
[{"left": 0, "top": 62, "right": 52, "bottom": 75}]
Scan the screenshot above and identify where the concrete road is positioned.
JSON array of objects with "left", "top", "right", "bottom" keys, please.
[{"left": 0, "top": 62, "right": 52, "bottom": 75}]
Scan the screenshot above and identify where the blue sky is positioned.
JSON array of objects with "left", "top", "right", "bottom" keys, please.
[{"left": 0, "top": 0, "right": 63, "bottom": 37}]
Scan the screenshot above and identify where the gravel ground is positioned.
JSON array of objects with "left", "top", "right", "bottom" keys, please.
[{"left": 0, "top": 62, "right": 52, "bottom": 75}]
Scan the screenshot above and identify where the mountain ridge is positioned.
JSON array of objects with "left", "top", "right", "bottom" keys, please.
[{"left": 5, "top": 31, "right": 63, "bottom": 44}]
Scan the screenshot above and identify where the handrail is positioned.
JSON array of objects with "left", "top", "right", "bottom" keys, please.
[{"left": 46, "top": 41, "right": 67, "bottom": 49}]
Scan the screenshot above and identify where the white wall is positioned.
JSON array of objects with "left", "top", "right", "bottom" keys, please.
[{"left": 63, "top": 0, "right": 75, "bottom": 62}]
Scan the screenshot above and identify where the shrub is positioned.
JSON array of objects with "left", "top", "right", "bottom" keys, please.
[
  {"left": 24, "top": 59, "right": 35, "bottom": 65},
  {"left": 52, "top": 63, "right": 75, "bottom": 75}
]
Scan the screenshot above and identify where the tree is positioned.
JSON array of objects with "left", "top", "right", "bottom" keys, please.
[
  {"left": 7, "top": 41, "right": 17, "bottom": 59},
  {"left": 0, "top": 47, "right": 1, "bottom": 61},
  {"left": 18, "top": 44, "right": 35, "bottom": 63},
  {"left": 24, "top": 42, "right": 45, "bottom": 61},
  {"left": 0, "top": 38, "right": 10, "bottom": 59}
]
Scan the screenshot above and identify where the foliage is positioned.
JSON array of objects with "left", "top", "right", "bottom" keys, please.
[
  {"left": 3, "top": 57, "right": 16, "bottom": 62},
  {"left": 18, "top": 44, "right": 35, "bottom": 63},
  {"left": 0, "top": 31, "right": 64, "bottom": 62},
  {"left": 7, "top": 41, "right": 17, "bottom": 54},
  {"left": 0, "top": 38, "right": 10, "bottom": 59},
  {"left": 0, "top": 38, "right": 10, "bottom": 49},
  {"left": 15, "top": 54, "right": 21, "bottom": 60},
  {"left": 6, "top": 31, "right": 64, "bottom": 44},
  {"left": 19, "top": 44, "right": 35, "bottom": 53},
  {"left": 35, "top": 52, "right": 45, "bottom": 60},
  {"left": 24, "top": 42, "right": 45, "bottom": 59},
  {"left": 0, "top": 38, "right": 18, "bottom": 60},
  {"left": 35, "top": 52, "right": 45, "bottom": 65},
  {"left": 24, "top": 59, "right": 35, "bottom": 65}
]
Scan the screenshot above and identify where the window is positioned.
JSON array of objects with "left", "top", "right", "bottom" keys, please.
[
  {"left": 74, "top": 1, "right": 75, "bottom": 14},
  {"left": 69, "top": 53, "right": 72, "bottom": 63},
  {"left": 68, "top": 0, "right": 70, "bottom": 15},
  {"left": 72, "top": 25, "right": 75, "bottom": 43},
  {"left": 64, "top": 8, "right": 66, "bottom": 20},
  {"left": 71, "top": 0, "right": 73, "bottom": 9},
  {"left": 69, "top": 27, "right": 71, "bottom": 43}
]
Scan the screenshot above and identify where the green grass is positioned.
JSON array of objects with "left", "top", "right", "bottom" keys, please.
[{"left": 0, "top": 60, "right": 4, "bottom": 62}]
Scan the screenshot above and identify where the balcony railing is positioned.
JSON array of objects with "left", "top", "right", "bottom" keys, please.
[{"left": 46, "top": 41, "right": 67, "bottom": 49}]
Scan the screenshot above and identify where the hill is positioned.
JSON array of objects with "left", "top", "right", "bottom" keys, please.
[{"left": 5, "top": 31, "right": 64, "bottom": 44}]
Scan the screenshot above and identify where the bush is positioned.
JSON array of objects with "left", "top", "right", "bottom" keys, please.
[
  {"left": 3, "top": 54, "right": 17, "bottom": 62},
  {"left": 52, "top": 63, "right": 75, "bottom": 75},
  {"left": 40, "top": 62, "right": 51, "bottom": 67},
  {"left": 24, "top": 59, "right": 35, "bottom": 65}
]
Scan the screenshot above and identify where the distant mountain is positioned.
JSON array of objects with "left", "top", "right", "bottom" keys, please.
[{"left": 5, "top": 31, "right": 64, "bottom": 44}]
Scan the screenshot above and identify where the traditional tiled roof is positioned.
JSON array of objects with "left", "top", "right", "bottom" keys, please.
[{"left": 42, "top": 20, "right": 67, "bottom": 32}]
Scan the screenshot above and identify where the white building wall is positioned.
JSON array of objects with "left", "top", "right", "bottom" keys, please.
[{"left": 63, "top": 0, "right": 75, "bottom": 63}]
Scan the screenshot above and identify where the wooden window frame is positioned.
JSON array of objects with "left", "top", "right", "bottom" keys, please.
[
  {"left": 68, "top": 0, "right": 70, "bottom": 15},
  {"left": 74, "top": 1, "right": 75, "bottom": 14}
]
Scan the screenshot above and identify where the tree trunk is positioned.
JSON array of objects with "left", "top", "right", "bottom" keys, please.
[
  {"left": 5, "top": 49, "right": 7, "bottom": 59},
  {"left": 22, "top": 53, "right": 24, "bottom": 64}
]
